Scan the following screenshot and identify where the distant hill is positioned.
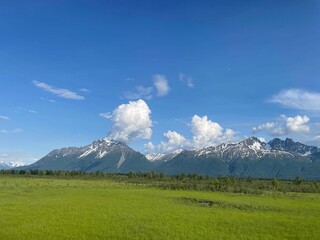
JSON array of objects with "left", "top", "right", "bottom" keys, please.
[{"left": 18, "top": 137, "right": 320, "bottom": 180}]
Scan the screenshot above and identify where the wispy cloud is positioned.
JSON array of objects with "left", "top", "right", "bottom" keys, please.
[
  {"left": 16, "top": 107, "right": 37, "bottom": 114},
  {"left": 0, "top": 115, "right": 9, "bottom": 120},
  {"left": 13, "top": 128, "right": 23, "bottom": 133},
  {"left": 99, "top": 112, "right": 112, "bottom": 119},
  {"left": 123, "top": 86, "right": 153, "bottom": 100},
  {"left": 0, "top": 151, "right": 38, "bottom": 165},
  {"left": 32, "top": 80, "right": 85, "bottom": 100},
  {"left": 270, "top": 89, "right": 320, "bottom": 111},
  {"left": 41, "top": 97, "right": 56, "bottom": 103},
  {"left": 153, "top": 74, "right": 170, "bottom": 96},
  {"left": 79, "top": 88, "right": 90, "bottom": 93},
  {"left": 179, "top": 72, "right": 194, "bottom": 88},
  {"left": 1, "top": 128, "right": 23, "bottom": 134},
  {"left": 123, "top": 74, "right": 171, "bottom": 100}
]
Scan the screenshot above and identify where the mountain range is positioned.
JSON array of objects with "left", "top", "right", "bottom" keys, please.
[
  {"left": 0, "top": 161, "right": 25, "bottom": 170},
  {"left": 16, "top": 137, "right": 320, "bottom": 180}
]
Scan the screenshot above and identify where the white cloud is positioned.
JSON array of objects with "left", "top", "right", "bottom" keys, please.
[
  {"left": 0, "top": 151, "right": 38, "bottom": 165},
  {"left": 270, "top": 89, "right": 320, "bottom": 111},
  {"left": 253, "top": 115, "right": 310, "bottom": 136},
  {"left": 13, "top": 128, "right": 23, "bottom": 133},
  {"left": 16, "top": 108, "right": 37, "bottom": 114},
  {"left": 99, "top": 112, "right": 112, "bottom": 119},
  {"left": 1, "top": 128, "right": 23, "bottom": 134},
  {"left": 253, "top": 122, "right": 285, "bottom": 136},
  {"left": 26, "top": 109, "right": 37, "bottom": 114},
  {"left": 153, "top": 74, "right": 170, "bottom": 96},
  {"left": 0, "top": 115, "right": 9, "bottom": 120},
  {"left": 147, "top": 115, "right": 237, "bottom": 153},
  {"left": 32, "top": 80, "right": 85, "bottom": 100},
  {"left": 41, "top": 97, "right": 56, "bottom": 103},
  {"left": 158, "top": 131, "right": 189, "bottom": 153},
  {"left": 191, "top": 115, "right": 236, "bottom": 148},
  {"left": 179, "top": 72, "right": 194, "bottom": 88},
  {"left": 106, "top": 99, "right": 152, "bottom": 143},
  {"left": 123, "top": 74, "right": 171, "bottom": 100},
  {"left": 79, "top": 88, "right": 90, "bottom": 93},
  {"left": 123, "top": 86, "right": 153, "bottom": 100},
  {"left": 258, "top": 137, "right": 266, "bottom": 143},
  {"left": 285, "top": 115, "right": 310, "bottom": 133},
  {"left": 144, "top": 142, "right": 155, "bottom": 153}
]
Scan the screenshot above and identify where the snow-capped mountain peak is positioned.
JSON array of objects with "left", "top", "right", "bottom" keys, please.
[
  {"left": 79, "top": 138, "right": 124, "bottom": 159},
  {"left": 46, "top": 139, "right": 126, "bottom": 160},
  {"left": 0, "top": 161, "right": 26, "bottom": 169},
  {"left": 193, "top": 136, "right": 295, "bottom": 160}
]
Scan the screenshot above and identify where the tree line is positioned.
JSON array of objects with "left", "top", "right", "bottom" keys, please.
[{"left": 0, "top": 169, "right": 319, "bottom": 194}]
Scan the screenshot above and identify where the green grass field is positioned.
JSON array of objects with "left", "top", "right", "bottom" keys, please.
[{"left": 0, "top": 176, "right": 319, "bottom": 239}]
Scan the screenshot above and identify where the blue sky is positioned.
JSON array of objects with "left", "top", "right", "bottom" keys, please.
[{"left": 1, "top": 0, "right": 320, "bottom": 163}]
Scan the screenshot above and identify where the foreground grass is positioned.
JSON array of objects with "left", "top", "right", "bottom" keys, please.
[{"left": 0, "top": 176, "right": 319, "bottom": 239}]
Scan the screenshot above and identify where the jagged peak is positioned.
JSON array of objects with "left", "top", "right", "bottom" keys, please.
[{"left": 268, "top": 137, "right": 318, "bottom": 155}]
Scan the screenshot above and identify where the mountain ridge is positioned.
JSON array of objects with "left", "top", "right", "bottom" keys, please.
[{"left": 17, "top": 137, "right": 320, "bottom": 179}]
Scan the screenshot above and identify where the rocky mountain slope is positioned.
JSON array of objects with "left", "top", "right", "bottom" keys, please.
[
  {"left": 18, "top": 137, "right": 320, "bottom": 179},
  {"left": 21, "top": 139, "right": 154, "bottom": 173},
  {"left": 157, "top": 137, "right": 320, "bottom": 179}
]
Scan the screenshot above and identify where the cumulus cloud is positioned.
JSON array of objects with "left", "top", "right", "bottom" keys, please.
[
  {"left": 146, "top": 115, "right": 237, "bottom": 153},
  {"left": 106, "top": 99, "right": 152, "bottom": 143},
  {"left": 285, "top": 115, "right": 310, "bottom": 133},
  {"left": 32, "top": 80, "right": 85, "bottom": 100},
  {"left": 144, "top": 142, "right": 155, "bottom": 153},
  {"left": 253, "top": 122, "right": 285, "bottom": 136},
  {"left": 253, "top": 115, "right": 310, "bottom": 136},
  {"left": 0, "top": 115, "right": 9, "bottom": 120},
  {"left": 179, "top": 72, "right": 194, "bottom": 88},
  {"left": 153, "top": 74, "right": 170, "bottom": 96},
  {"left": 191, "top": 115, "right": 236, "bottom": 148},
  {"left": 270, "top": 89, "right": 320, "bottom": 111},
  {"left": 123, "top": 86, "right": 153, "bottom": 100},
  {"left": 158, "top": 131, "right": 189, "bottom": 153}
]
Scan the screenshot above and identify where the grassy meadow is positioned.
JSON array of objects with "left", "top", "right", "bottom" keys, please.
[{"left": 0, "top": 175, "right": 319, "bottom": 240}]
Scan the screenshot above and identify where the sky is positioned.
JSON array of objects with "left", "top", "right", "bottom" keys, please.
[{"left": 1, "top": 0, "right": 320, "bottom": 164}]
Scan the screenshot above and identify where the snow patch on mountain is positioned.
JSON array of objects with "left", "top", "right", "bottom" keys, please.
[
  {"left": 146, "top": 149, "right": 183, "bottom": 163},
  {"left": 116, "top": 151, "right": 126, "bottom": 168}
]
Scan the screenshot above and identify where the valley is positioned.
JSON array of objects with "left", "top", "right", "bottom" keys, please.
[{"left": 0, "top": 175, "right": 319, "bottom": 240}]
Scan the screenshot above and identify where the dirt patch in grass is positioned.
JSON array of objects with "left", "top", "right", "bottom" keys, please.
[{"left": 178, "top": 197, "right": 282, "bottom": 212}]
